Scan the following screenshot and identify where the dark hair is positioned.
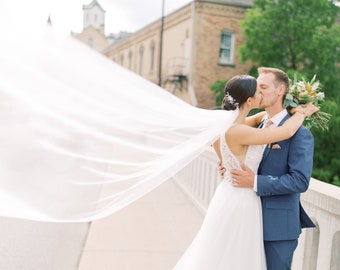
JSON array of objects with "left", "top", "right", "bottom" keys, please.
[{"left": 222, "top": 75, "right": 257, "bottom": 111}]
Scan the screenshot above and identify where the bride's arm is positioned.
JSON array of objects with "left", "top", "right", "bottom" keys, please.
[
  {"left": 229, "top": 103, "right": 318, "bottom": 146},
  {"left": 245, "top": 111, "right": 266, "bottom": 127}
]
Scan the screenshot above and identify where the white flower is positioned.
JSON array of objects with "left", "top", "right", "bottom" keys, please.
[
  {"left": 316, "top": 92, "right": 325, "bottom": 101},
  {"left": 312, "top": 81, "right": 320, "bottom": 91}
]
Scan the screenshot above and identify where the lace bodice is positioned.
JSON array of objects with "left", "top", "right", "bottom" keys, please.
[{"left": 220, "top": 134, "right": 265, "bottom": 178}]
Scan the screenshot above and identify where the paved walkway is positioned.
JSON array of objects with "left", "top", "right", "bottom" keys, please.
[{"left": 78, "top": 179, "right": 204, "bottom": 270}]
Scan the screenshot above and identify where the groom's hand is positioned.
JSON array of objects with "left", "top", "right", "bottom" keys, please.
[{"left": 230, "top": 163, "right": 255, "bottom": 188}]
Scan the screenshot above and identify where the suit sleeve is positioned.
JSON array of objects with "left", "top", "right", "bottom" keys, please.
[{"left": 256, "top": 127, "right": 314, "bottom": 196}]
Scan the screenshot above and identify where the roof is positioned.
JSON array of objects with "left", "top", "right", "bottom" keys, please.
[{"left": 83, "top": 0, "right": 105, "bottom": 12}]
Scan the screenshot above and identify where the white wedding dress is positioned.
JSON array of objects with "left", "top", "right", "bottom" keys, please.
[{"left": 173, "top": 134, "right": 267, "bottom": 270}]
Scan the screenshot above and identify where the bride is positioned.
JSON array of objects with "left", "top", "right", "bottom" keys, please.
[{"left": 172, "top": 75, "right": 317, "bottom": 270}]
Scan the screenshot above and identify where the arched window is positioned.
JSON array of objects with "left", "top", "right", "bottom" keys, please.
[
  {"left": 139, "top": 45, "right": 144, "bottom": 75},
  {"left": 87, "top": 38, "right": 93, "bottom": 48},
  {"left": 150, "top": 40, "right": 155, "bottom": 72},
  {"left": 128, "top": 50, "right": 133, "bottom": 70},
  {"left": 120, "top": 54, "right": 124, "bottom": 66}
]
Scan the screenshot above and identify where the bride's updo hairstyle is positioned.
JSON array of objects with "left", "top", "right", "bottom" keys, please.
[{"left": 222, "top": 75, "right": 257, "bottom": 111}]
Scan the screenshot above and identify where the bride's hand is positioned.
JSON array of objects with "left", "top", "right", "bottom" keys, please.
[
  {"left": 218, "top": 161, "right": 226, "bottom": 179},
  {"left": 291, "top": 103, "right": 319, "bottom": 117}
]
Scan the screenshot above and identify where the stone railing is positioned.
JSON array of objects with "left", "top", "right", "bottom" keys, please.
[{"left": 173, "top": 148, "right": 340, "bottom": 270}]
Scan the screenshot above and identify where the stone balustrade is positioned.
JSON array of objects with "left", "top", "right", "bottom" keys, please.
[
  {"left": 173, "top": 148, "right": 340, "bottom": 270},
  {"left": 0, "top": 147, "right": 339, "bottom": 270}
]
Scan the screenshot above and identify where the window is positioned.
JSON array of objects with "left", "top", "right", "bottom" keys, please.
[
  {"left": 139, "top": 45, "right": 144, "bottom": 75},
  {"left": 219, "top": 31, "right": 235, "bottom": 65},
  {"left": 150, "top": 41, "right": 155, "bottom": 72},
  {"left": 87, "top": 38, "right": 93, "bottom": 47},
  {"left": 128, "top": 50, "right": 133, "bottom": 70},
  {"left": 120, "top": 54, "right": 124, "bottom": 66}
]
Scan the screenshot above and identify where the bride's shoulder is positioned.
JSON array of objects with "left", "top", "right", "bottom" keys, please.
[
  {"left": 226, "top": 123, "right": 253, "bottom": 138},
  {"left": 245, "top": 111, "right": 266, "bottom": 127},
  {"left": 227, "top": 123, "right": 252, "bottom": 132}
]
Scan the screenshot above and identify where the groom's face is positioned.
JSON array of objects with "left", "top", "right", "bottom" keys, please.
[{"left": 257, "top": 72, "right": 284, "bottom": 109}]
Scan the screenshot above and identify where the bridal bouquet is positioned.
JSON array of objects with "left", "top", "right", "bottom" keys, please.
[{"left": 284, "top": 74, "right": 332, "bottom": 130}]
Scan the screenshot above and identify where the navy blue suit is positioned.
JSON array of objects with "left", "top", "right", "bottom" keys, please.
[{"left": 257, "top": 113, "right": 315, "bottom": 269}]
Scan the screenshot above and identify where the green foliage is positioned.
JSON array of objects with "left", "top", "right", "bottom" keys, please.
[
  {"left": 239, "top": 0, "right": 340, "bottom": 99},
  {"left": 311, "top": 100, "right": 340, "bottom": 186},
  {"left": 306, "top": 24, "right": 340, "bottom": 98},
  {"left": 210, "top": 80, "right": 227, "bottom": 108},
  {"left": 237, "top": 0, "right": 340, "bottom": 186}
]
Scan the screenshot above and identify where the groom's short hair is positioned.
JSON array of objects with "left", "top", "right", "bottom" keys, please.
[
  {"left": 258, "top": 67, "right": 290, "bottom": 95},
  {"left": 257, "top": 67, "right": 289, "bottom": 105}
]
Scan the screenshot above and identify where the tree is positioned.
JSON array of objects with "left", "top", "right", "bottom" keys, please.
[
  {"left": 239, "top": 0, "right": 340, "bottom": 99},
  {"left": 236, "top": 0, "right": 340, "bottom": 186},
  {"left": 311, "top": 100, "right": 340, "bottom": 186},
  {"left": 210, "top": 80, "right": 227, "bottom": 108}
]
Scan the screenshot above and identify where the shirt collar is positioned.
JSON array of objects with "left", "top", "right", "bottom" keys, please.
[{"left": 267, "top": 109, "right": 288, "bottom": 126}]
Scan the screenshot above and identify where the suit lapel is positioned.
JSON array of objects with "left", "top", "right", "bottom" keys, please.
[
  {"left": 260, "top": 113, "right": 290, "bottom": 162},
  {"left": 262, "top": 144, "right": 272, "bottom": 162},
  {"left": 278, "top": 113, "right": 290, "bottom": 127}
]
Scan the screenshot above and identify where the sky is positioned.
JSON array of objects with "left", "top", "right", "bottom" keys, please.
[
  {"left": 6, "top": 0, "right": 339, "bottom": 39},
  {"left": 50, "top": 0, "right": 193, "bottom": 36}
]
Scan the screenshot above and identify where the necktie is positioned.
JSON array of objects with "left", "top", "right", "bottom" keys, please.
[
  {"left": 263, "top": 119, "right": 273, "bottom": 128},
  {"left": 263, "top": 119, "right": 273, "bottom": 148}
]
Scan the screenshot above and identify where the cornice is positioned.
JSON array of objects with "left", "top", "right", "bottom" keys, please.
[
  {"left": 196, "top": 0, "right": 252, "bottom": 8},
  {"left": 105, "top": 4, "right": 192, "bottom": 52},
  {"left": 164, "top": 4, "right": 192, "bottom": 27},
  {"left": 195, "top": 1, "right": 247, "bottom": 18}
]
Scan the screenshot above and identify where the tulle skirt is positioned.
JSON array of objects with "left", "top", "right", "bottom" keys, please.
[{"left": 173, "top": 179, "right": 267, "bottom": 270}]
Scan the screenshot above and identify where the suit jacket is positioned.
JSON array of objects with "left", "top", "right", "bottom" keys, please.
[{"left": 257, "top": 113, "right": 315, "bottom": 241}]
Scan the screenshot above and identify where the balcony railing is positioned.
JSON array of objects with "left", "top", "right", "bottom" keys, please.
[{"left": 173, "top": 147, "right": 340, "bottom": 270}]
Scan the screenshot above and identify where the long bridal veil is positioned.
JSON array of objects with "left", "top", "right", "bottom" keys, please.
[{"left": 0, "top": 3, "right": 237, "bottom": 222}]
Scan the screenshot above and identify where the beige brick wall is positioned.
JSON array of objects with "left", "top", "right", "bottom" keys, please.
[
  {"left": 74, "top": 26, "right": 109, "bottom": 53},
  {"left": 192, "top": 2, "right": 252, "bottom": 108},
  {"left": 103, "top": 1, "right": 252, "bottom": 109}
]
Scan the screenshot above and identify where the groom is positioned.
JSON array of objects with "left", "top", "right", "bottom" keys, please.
[{"left": 228, "top": 67, "right": 315, "bottom": 270}]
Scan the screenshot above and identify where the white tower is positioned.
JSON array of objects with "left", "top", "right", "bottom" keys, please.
[{"left": 83, "top": 0, "right": 106, "bottom": 34}]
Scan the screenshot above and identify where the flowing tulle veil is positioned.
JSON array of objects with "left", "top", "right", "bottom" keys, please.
[{"left": 0, "top": 5, "right": 238, "bottom": 222}]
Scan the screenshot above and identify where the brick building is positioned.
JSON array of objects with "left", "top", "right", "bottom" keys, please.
[
  {"left": 74, "top": 0, "right": 253, "bottom": 108},
  {"left": 103, "top": 0, "right": 253, "bottom": 108}
]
